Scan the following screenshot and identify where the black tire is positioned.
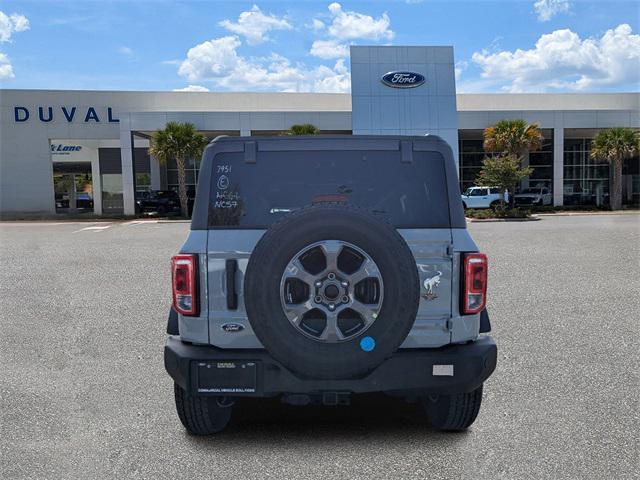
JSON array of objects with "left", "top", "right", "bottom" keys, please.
[
  {"left": 490, "top": 201, "right": 500, "bottom": 210},
  {"left": 244, "top": 203, "right": 420, "bottom": 380},
  {"left": 173, "top": 383, "right": 232, "bottom": 435},
  {"left": 423, "top": 384, "right": 483, "bottom": 431}
]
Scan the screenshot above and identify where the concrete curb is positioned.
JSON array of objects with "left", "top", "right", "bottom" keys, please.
[
  {"left": 466, "top": 216, "right": 541, "bottom": 223},
  {"left": 535, "top": 211, "right": 640, "bottom": 217}
]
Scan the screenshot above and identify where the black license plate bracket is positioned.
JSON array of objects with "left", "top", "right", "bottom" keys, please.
[{"left": 195, "top": 360, "right": 258, "bottom": 394}]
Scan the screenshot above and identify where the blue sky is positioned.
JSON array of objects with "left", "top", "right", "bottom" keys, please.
[{"left": 0, "top": 0, "right": 638, "bottom": 93}]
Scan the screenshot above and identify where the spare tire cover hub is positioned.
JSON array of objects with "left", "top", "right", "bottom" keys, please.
[{"left": 279, "top": 240, "right": 384, "bottom": 343}]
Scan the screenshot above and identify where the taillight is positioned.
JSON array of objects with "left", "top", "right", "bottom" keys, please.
[
  {"left": 171, "top": 254, "right": 198, "bottom": 316},
  {"left": 462, "top": 253, "right": 487, "bottom": 315}
]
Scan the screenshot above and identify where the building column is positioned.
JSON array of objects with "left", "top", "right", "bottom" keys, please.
[
  {"left": 553, "top": 127, "right": 564, "bottom": 206},
  {"left": 120, "top": 116, "right": 136, "bottom": 215},
  {"left": 150, "top": 155, "right": 161, "bottom": 190},
  {"left": 91, "top": 150, "right": 102, "bottom": 215}
]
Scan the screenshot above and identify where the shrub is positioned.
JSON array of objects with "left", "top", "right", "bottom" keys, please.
[{"left": 465, "top": 208, "right": 531, "bottom": 220}]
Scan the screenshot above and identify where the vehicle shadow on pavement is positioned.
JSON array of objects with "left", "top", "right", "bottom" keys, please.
[{"left": 184, "top": 394, "right": 471, "bottom": 444}]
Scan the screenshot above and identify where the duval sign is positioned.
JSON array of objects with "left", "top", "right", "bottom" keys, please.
[
  {"left": 13, "top": 106, "right": 119, "bottom": 123},
  {"left": 381, "top": 71, "right": 426, "bottom": 88}
]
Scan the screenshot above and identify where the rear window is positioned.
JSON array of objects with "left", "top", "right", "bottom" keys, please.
[{"left": 208, "top": 150, "right": 450, "bottom": 228}]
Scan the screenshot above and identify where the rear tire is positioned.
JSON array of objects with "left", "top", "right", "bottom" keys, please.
[
  {"left": 490, "top": 201, "right": 501, "bottom": 211},
  {"left": 422, "top": 384, "right": 483, "bottom": 431},
  {"left": 173, "top": 383, "right": 233, "bottom": 435}
]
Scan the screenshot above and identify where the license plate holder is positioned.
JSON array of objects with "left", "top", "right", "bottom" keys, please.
[{"left": 195, "top": 360, "right": 258, "bottom": 394}]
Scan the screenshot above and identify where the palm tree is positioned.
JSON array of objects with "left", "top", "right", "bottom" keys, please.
[
  {"left": 590, "top": 127, "right": 640, "bottom": 210},
  {"left": 483, "top": 119, "right": 544, "bottom": 208},
  {"left": 288, "top": 124, "right": 319, "bottom": 135},
  {"left": 149, "top": 122, "right": 208, "bottom": 217},
  {"left": 483, "top": 119, "right": 544, "bottom": 160}
]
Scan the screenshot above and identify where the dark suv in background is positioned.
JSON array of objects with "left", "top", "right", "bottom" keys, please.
[{"left": 136, "top": 189, "right": 195, "bottom": 216}]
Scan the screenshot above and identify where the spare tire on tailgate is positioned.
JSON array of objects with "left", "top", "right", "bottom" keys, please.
[{"left": 244, "top": 204, "right": 420, "bottom": 380}]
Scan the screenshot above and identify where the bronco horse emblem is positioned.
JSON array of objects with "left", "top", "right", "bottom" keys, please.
[{"left": 422, "top": 271, "right": 442, "bottom": 300}]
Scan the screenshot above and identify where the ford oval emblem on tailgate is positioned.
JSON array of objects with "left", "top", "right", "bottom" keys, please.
[
  {"left": 381, "top": 71, "right": 425, "bottom": 88},
  {"left": 222, "top": 323, "right": 245, "bottom": 332}
]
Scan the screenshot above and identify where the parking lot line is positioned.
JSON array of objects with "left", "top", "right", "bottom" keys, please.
[
  {"left": 72, "top": 225, "right": 112, "bottom": 233},
  {"left": 124, "top": 220, "right": 159, "bottom": 226}
]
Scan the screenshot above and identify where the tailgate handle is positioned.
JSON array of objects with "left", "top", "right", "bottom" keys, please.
[{"left": 225, "top": 259, "right": 238, "bottom": 310}]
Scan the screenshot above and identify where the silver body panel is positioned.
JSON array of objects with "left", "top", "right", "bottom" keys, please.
[{"left": 177, "top": 227, "right": 481, "bottom": 349}]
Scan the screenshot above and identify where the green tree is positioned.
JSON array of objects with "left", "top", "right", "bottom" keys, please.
[
  {"left": 482, "top": 119, "right": 544, "bottom": 208},
  {"left": 483, "top": 119, "right": 544, "bottom": 160},
  {"left": 590, "top": 127, "right": 640, "bottom": 210},
  {"left": 149, "top": 122, "right": 208, "bottom": 217},
  {"left": 288, "top": 124, "right": 320, "bottom": 135},
  {"left": 476, "top": 155, "right": 533, "bottom": 209}
]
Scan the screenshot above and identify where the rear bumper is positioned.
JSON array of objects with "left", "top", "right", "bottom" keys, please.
[{"left": 164, "top": 335, "right": 497, "bottom": 397}]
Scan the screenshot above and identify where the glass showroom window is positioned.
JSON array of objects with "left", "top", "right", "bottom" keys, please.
[
  {"left": 166, "top": 157, "right": 200, "bottom": 196},
  {"left": 458, "top": 138, "right": 485, "bottom": 192},
  {"left": 134, "top": 147, "right": 151, "bottom": 192},
  {"left": 528, "top": 131, "right": 553, "bottom": 190},
  {"left": 136, "top": 173, "right": 151, "bottom": 191},
  {"left": 564, "top": 138, "right": 610, "bottom": 206}
]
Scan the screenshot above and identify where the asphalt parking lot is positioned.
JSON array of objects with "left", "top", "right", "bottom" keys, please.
[{"left": 1, "top": 215, "right": 638, "bottom": 479}]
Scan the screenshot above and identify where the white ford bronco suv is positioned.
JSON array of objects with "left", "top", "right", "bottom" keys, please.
[{"left": 164, "top": 135, "right": 497, "bottom": 434}]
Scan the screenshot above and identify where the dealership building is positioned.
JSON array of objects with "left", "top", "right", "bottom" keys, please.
[{"left": 1, "top": 46, "right": 638, "bottom": 216}]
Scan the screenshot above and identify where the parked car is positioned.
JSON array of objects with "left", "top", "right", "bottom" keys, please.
[
  {"left": 164, "top": 135, "right": 497, "bottom": 434},
  {"left": 514, "top": 187, "right": 552, "bottom": 206},
  {"left": 136, "top": 189, "right": 196, "bottom": 216},
  {"left": 136, "top": 190, "right": 181, "bottom": 215},
  {"left": 54, "top": 192, "right": 93, "bottom": 210},
  {"left": 461, "top": 186, "right": 507, "bottom": 209},
  {"left": 75, "top": 192, "right": 94, "bottom": 210}
]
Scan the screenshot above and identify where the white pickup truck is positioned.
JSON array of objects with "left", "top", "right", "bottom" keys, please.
[{"left": 461, "top": 187, "right": 507, "bottom": 210}]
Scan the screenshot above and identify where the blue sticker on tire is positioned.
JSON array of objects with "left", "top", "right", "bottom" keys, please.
[{"left": 360, "top": 336, "right": 375, "bottom": 352}]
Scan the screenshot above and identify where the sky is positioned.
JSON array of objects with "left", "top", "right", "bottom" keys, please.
[{"left": 0, "top": 0, "right": 638, "bottom": 93}]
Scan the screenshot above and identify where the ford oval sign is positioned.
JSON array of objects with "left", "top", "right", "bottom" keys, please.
[{"left": 381, "top": 71, "right": 425, "bottom": 88}]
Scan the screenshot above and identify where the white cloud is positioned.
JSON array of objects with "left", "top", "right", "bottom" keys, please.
[
  {"left": 178, "top": 36, "right": 243, "bottom": 82},
  {"left": 219, "top": 5, "right": 291, "bottom": 45},
  {"left": 309, "top": 3, "right": 393, "bottom": 59},
  {"left": 534, "top": 0, "right": 571, "bottom": 22},
  {"left": 471, "top": 24, "right": 640, "bottom": 92},
  {"left": 311, "top": 19, "right": 325, "bottom": 31},
  {"left": 0, "top": 51, "right": 14, "bottom": 79},
  {"left": 310, "top": 39, "right": 349, "bottom": 59},
  {"left": 325, "top": 3, "right": 393, "bottom": 41},
  {"left": 177, "top": 35, "right": 350, "bottom": 93},
  {"left": 455, "top": 60, "right": 468, "bottom": 81},
  {"left": 118, "top": 46, "right": 133, "bottom": 56},
  {"left": 0, "top": 11, "right": 29, "bottom": 43},
  {"left": 310, "top": 58, "right": 351, "bottom": 93},
  {"left": 173, "top": 85, "right": 210, "bottom": 92},
  {"left": 0, "top": 12, "right": 28, "bottom": 79}
]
